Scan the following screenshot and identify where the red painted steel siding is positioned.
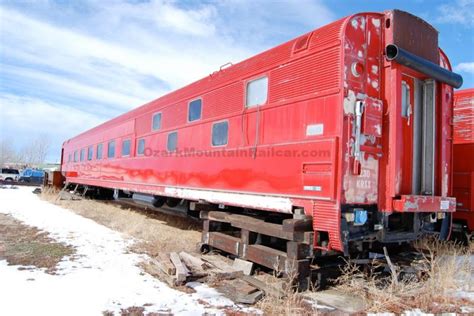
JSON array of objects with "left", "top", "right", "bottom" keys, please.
[{"left": 452, "top": 89, "right": 474, "bottom": 231}]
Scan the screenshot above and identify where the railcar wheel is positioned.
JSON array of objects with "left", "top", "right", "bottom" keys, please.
[
  {"left": 166, "top": 198, "right": 181, "bottom": 208},
  {"left": 152, "top": 196, "right": 166, "bottom": 208}
]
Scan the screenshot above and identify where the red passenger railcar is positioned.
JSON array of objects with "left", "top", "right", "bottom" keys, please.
[
  {"left": 61, "top": 10, "right": 463, "bottom": 287},
  {"left": 452, "top": 88, "right": 474, "bottom": 240}
]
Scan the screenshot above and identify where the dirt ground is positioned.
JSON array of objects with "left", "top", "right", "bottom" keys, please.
[{"left": 0, "top": 213, "right": 75, "bottom": 274}]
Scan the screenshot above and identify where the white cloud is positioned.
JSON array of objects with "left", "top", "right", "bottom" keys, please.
[
  {"left": 0, "top": 94, "right": 105, "bottom": 162},
  {"left": 0, "top": 0, "right": 334, "bottom": 161},
  {"left": 454, "top": 62, "right": 474, "bottom": 74},
  {"left": 437, "top": 0, "right": 474, "bottom": 26}
]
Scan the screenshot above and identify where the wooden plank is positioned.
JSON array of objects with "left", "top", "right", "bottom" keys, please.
[
  {"left": 141, "top": 262, "right": 177, "bottom": 287},
  {"left": 201, "top": 254, "right": 243, "bottom": 279},
  {"left": 286, "top": 241, "right": 312, "bottom": 259},
  {"left": 241, "top": 275, "right": 286, "bottom": 298},
  {"left": 245, "top": 244, "right": 287, "bottom": 271},
  {"left": 232, "top": 258, "right": 253, "bottom": 276},
  {"left": 301, "top": 289, "right": 366, "bottom": 313},
  {"left": 238, "top": 290, "right": 264, "bottom": 304},
  {"left": 229, "top": 214, "right": 305, "bottom": 241},
  {"left": 282, "top": 218, "right": 313, "bottom": 232},
  {"left": 207, "top": 232, "right": 240, "bottom": 255},
  {"left": 200, "top": 211, "right": 232, "bottom": 222},
  {"left": 157, "top": 253, "right": 176, "bottom": 275},
  {"left": 169, "top": 252, "right": 189, "bottom": 283},
  {"left": 179, "top": 251, "right": 212, "bottom": 271},
  {"left": 217, "top": 279, "right": 263, "bottom": 304}
]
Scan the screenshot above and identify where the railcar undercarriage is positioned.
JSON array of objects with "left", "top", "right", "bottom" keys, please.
[{"left": 62, "top": 183, "right": 449, "bottom": 291}]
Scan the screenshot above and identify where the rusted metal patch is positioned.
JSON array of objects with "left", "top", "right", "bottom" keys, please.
[{"left": 392, "top": 195, "right": 456, "bottom": 212}]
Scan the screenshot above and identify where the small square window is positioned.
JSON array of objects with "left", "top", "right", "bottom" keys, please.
[
  {"left": 74, "top": 151, "right": 78, "bottom": 162},
  {"left": 80, "top": 148, "right": 85, "bottom": 161},
  {"left": 246, "top": 76, "right": 268, "bottom": 107},
  {"left": 152, "top": 113, "right": 162, "bottom": 130},
  {"left": 97, "top": 143, "right": 103, "bottom": 159},
  {"left": 88, "top": 146, "right": 93, "bottom": 161},
  {"left": 122, "top": 139, "right": 131, "bottom": 157},
  {"left": 212, "top": 121, "right": 229, "bottom": 146},
  {"left": 167, "top": 132, "right": 178, "bottom": 152},
  {"left": 188, "top": 99, "right": 202, "bottom": 122},
  {"left": 108, "top": 140, "right": 115, "bottom": 158},
  {"left": 137, "top": 139, "right": 145, "bottom": 156}
]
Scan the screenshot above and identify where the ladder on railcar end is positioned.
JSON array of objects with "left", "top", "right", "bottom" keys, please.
[{"left": 199, "top": 210, "right": 314, "bottom": 291}]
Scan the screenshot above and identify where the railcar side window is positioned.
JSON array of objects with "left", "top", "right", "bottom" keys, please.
[
  {"left": 137, "top": 139, "right": 145, "bottom": 156},
  {"left": 97, "top": 143, "right": 103, "bottom": 159},
  {"left": 74, "top": 150, "right": 78, "bottom": 162},
  {"left": 167, "top": 132, "right": 178, "bottom": 152},
  {"left": 188, "top": 99, "right": 202, "bottom": 122},
  {"left": 80, "top": 148, "right": 85, "bottom": 162},
  {"left": 212, "top": 121, "right": 229, "bottom": 146},
  {"left": 246, "top": 76, "right": 268, "bottom": 107},
  {"left": 88, "top": 146, "right": 93, "bottom": 161},
  {"left": 68, "top": 154, "right": 71, "bottom": 162},
  {"left": 401, "top": 81, "right": 411, "bottom": 118},
  {"left": 122, "top": 139, "right": 131, "bottom": 157},
  {"left": 108, "top": 140, "right": 115, "bottom": 158},
  {"left": 152, "top": 113, "right": 162, "bottom": 130}
]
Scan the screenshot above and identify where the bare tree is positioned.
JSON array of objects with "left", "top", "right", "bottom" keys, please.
[
  {"left": 20, "top": 135, "right": 51, "bottom": 165},
  {"left": 0, "top": 139, "right": 21, "bottom": 166}
]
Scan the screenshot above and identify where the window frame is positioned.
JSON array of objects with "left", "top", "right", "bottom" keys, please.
[
  {"left": 187, "top": 98, "right": 202, "bottom": 122},
  {"left": 245, "top": 75, "right": 269, "bottom": 108},
  {"left": 136, "top": 138, "right": 145, "bottom": 156},
  {"left": 87, "top": 145, "right": 93, "bottom": 161},
  {"left": 167, "top": 131, "right": 178, "bottom": 152},
  {"left": 401, "top": 81, "right": 411, "bottom": 118},
  {"left": 151, "top": 112, "right": 162, "bottom": 131},
  {"left": 96, "top": 143, "right": 103, "bottom": 160},
  {"left": 107, "top": 140, "right": 116, "bottom": 159},
  {"left": 121, "top": 139, "right": 131, "bottom": 157},
  {"left": 211, "top": 120, "right": 229, "bottom": 147}
]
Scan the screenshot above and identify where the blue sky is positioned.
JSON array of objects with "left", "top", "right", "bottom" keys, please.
[{"left": 0, "top": 0, "right": 473, "bottom": 162}]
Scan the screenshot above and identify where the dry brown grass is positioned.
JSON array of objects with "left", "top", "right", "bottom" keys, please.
[
  {"left": 0, "top": 213, "right": 75, "bottom": 273},
  {"left": 255, "top": 262, "right": 317, "bottom": 315},
  {"left": 334, "top": 239, "right": 474, "bottom": 313},
  {"left": 40, "top": 188, "right": 201, "bottom": 256}
]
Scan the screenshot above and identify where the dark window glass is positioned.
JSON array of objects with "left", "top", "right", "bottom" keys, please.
[
  {"left": 212, "top": 121, "right": 229, "bottom": 146},
  {"left": 80, "top": 148, "right": 85, "bottom": 161},
  {"left": 167, "top": 132, "right": 177, "bottom": 152},
  {"left": 137, "top": 139, "right": 145, "bottom": 156},
  {"left": 152, "top": 113, "right": 162, "bottom": 130},
  {"left": 108, "top": 141, "right": 115, "bottom": 158},
  {"left": 88, "top": 146, "right": 93, "bottom": 161},
  {"left": 74, "top": 151, "right": 78, "bottom": 162},
  {"left": 188, "top": 99, "right": 202, "bottom": 122},
  {"left": 122, "top": 139, "right": 131, "bottom": 157},
  {"left": 97, "top": 143, "right": 103, "bottom": 159}
]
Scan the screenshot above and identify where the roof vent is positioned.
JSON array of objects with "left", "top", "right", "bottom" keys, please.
[{"left": 293, "top": 33, "right": 311, "bottom": 53}]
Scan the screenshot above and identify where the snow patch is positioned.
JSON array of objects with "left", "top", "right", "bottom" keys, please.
[{"left": 0, "top": 186, "right": 252, "bottom": 315}]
